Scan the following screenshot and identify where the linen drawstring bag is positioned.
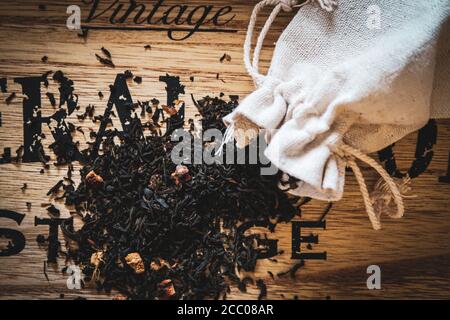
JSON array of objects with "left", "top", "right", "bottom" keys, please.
[{"left": 222, "top": 0, "right": 450, "bottom": 229}]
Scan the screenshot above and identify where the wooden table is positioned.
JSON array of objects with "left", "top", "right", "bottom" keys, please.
[{"left": 0, "top": 0, "right": 449, "bottom": 300}]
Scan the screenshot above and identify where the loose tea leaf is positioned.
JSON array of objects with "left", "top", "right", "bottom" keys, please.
[
  {"left": 95, "top": 54, "right": 115, "bottom": 68},
  {"left": 133, "top": 76, "right": 142, "bottom": 84},
  {"left": 220, "top": 53, "right": 232, "bottom": 63},
  {"left": 124, "top": 70, "right": 134, "bottom": 79},
  {"left": 5, "top": 92, "right": 16, "bottom": 104},
  {"left": 101, "top": 47, "right": 112, "bottom": 59},
  {"left": 256, "top": 279, "right": 267, "bottom": 300},
  {"left": 59, "top": 94, "right": 300, "bottom": 300}
]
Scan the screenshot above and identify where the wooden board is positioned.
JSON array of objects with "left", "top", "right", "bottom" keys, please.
[{"left": 0, "top": 0, "right": 450, "bottom": 300}]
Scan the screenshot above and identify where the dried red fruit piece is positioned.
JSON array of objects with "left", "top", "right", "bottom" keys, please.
[
  {"left": 158, "top": 279, "right": 176, "bottom": 299},
  {"left": 171, "top": 165, "right": 191, "bottom": 185},
  {"left": 85, "top": 170, "right": 103, "bottom": 186}
]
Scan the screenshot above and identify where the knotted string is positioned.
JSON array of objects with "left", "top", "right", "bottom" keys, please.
[{"left": 337, "top": 144, "right": 404, "bottom": 230}]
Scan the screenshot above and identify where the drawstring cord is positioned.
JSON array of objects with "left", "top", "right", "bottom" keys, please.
[
  {"left": 337, "top": 144, "right": 404, "bottom": 230},
  {"left": 245, "top": 0, "right": 337, "bottom": 85}
]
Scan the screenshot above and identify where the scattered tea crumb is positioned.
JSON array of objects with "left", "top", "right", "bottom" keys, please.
[
  {"left": 95, "top": 54, "right": 115, "bottom": 68},
  {"left": 36, "top": 234, "right": 47, "bottom": 244},
  {"left": 101, "top": 47, "right": 112, "bottom": 59},
  {"left": 220, "top": 53, "right": 231, "bottom": 63},
  {"left": 5, "top": 92, "right": 16, "bottom": 105},
  {"left": 133, "top": 76, "right": 142, "bottom": 84},
  {"left": 256, "top": 279, "right": 267, "bottom": 300},
  {"left": 43, "top": 261, "right": 49, "bottom": 281},
  {"left": 41, "top": 56, "right": 48, "bottom": 63},
  {"left": 124, "top": 70, "right": 134, "bottom": 79}
]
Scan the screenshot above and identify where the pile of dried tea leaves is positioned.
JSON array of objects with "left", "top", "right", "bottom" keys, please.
[{"left": 61, "top": 95, "right": 299, "bottom": 300}]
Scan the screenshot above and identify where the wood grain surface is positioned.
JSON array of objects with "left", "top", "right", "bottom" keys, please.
[{"left": 0, "top": 0, "right": 449, "bottom": 300}]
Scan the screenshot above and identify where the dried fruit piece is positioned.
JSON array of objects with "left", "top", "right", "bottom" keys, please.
[
  {"left": 90, "top": 251, "right": 104, "bottom": 267},
  {"left": 162, "top": 105, "right": 177, "bottom": 116},
  {"left": 158, "top": 279, "right": 176, "bottom": 299},
  {"left": 85, "top": 170, "right": 103, "bottom": 186},
  {"left": 150, "top": 258, "right": 171, "bottom": 271},
  {"left": 171, "top": 165, "right": 191, "bottom": 185},
  {"left": 173, "top": 165, "right": 189, "bottom": 176},
  {"left": 125, "top": 252, "right": 145, "bottom": 274}
]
